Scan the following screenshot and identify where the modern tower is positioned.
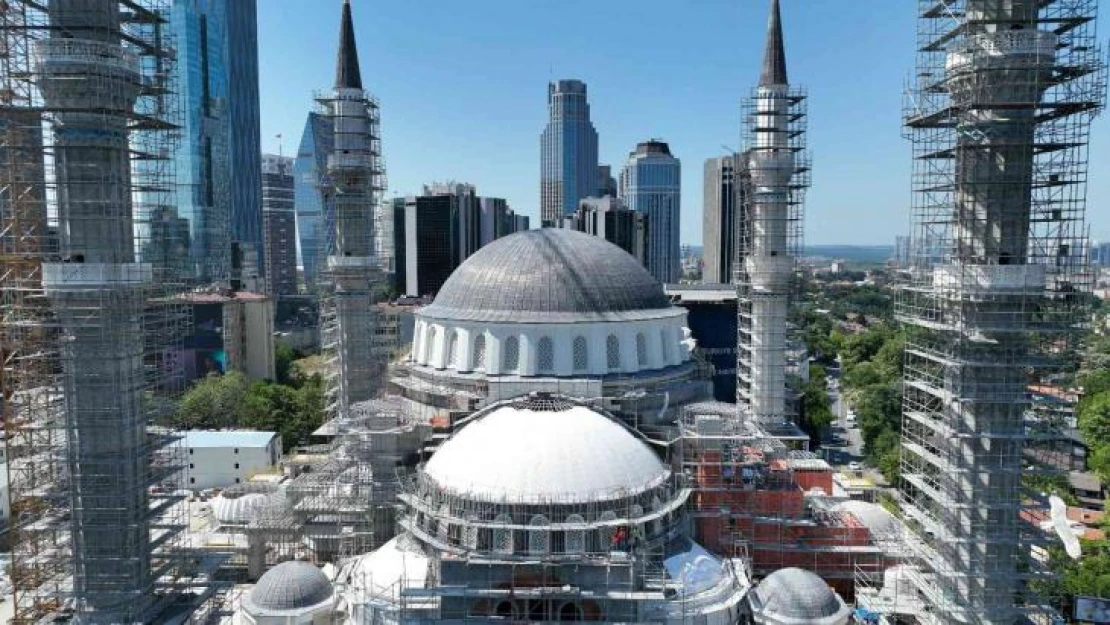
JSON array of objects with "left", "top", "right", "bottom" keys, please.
[
  {"left": 621, "top": 140, "right": 682, "bottom": 284},
  {"left": 875, "top": 1, "right": 1105, "bottom": 623},
  {"left": 1, "top": 1, "right": 203, "bottom": 622},
  {"left": 293, "top": 111, "right": 334, "bottom": 290},
  {"left": 703, "top": 154, "right": 750, "bottom": 284},
  {"left": 735, "top": 0, "right": 808, "bottom": 423},
  {"left": 319, "top": 0, "right": 388, "bottom": 415},
  {"left": 262, "top": 153, "right": 298, "bottom": 297},
  {"left": 540, "top": 79, "right": 599, "bottom": 226},
  {"left": 169, "top": 0, "right": 262, "bottom": 285}
]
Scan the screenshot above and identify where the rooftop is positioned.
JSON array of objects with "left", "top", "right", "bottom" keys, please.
[{"left": 183, "top": 430, "right": 277, "bottom": 449}]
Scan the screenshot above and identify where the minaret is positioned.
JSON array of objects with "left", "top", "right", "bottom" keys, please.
[
  {"left": 862, "top": 1, "right": 1105, "bottom": 623},
  {"left": 322, "top": 0, "right": 386, "bottom": 416},
  {"left": 737, "top": 0, "right": 806, "bottom": 424}
]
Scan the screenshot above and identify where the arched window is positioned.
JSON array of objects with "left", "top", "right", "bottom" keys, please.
[
  {"left": 437, "top": 504, "right": 451, "bottom": 539},
  {"left": 606, "top": 334, "right": 621, "bottom": 371},
  {"left": 502, "top": 336, "right": 520, "bottom": 373},
  {"left": 446, "top": 330, "right": 459, "bottom": 368},
  {"left": 559, "top": 602, "right": 583, "bottom": 621},
  {"left": 651, "top": 496, "right": 664, "bottom": 537},
  {"left": 424, "top": 326, "right": 437, "bottom": 364},
  {"left": 537, "top": 336, "right": 555, "bottom": 373},
  {"left": 572, "top": 336, "right": 589, "bottom": 372},
  {"left": 636, "top": 333, "right": 647, "bottom": 367},
  {"left": 660, "top": 329, "right": 671, "bottom": 363},
  {"left": 565, "top": 514, "right": 586, "bottom": 553},
  {"left": 472, "top": 333, "right": 487, "bottom": 372},
  {"left": 528, "top": 515, "right": 550, "bottom": 555},
  {"left": 493, "top": 513, "right": 513, "bottom": 554}
]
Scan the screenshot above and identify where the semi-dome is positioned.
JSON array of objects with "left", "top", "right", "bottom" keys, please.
[
  {"left": 212, "top": 492, "right": 268, "bottom": 525},
  {"left": 751, "top": 567, "right": 850, "bottom": 625},
  {"left": 834, "top": 500, "right": 899, "bottom": 539},
  {"left": 422, "top": 396, "right": 669, "bottom": 504},
  {"left": 247, "top": 561, "right": 333, "bottom": 614},
  {"left": 420, "top": 228, "right": 672, "bottom": 323}
]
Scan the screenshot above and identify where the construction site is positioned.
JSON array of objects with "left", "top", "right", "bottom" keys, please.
[
  {"left": 855, "top": 1, "right": 1106, "bottom": 623},
  {"left": 0, "top": 0, "right": 224, "bottom": 622}
]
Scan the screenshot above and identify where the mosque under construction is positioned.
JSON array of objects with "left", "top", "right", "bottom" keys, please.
[{"left": 0, "top": 0, "right": 1103, "bottom": 624}]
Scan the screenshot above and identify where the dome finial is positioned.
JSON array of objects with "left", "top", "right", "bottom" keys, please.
[
  {"left": 759, "top": 0, "right": 788, "bottom": 87},
  {"left": 335, "top": 0, "right": 363, "bottom": 89}
]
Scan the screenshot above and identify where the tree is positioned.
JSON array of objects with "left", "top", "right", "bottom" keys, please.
[
  {"left": 173, "top": 371, "right": 252, "bottom": 429},
  {"left": 801, "top": 365, "right": 835, "bottom": 444},
  {"left": 275, "top": 342, "right": 297, "bottom": 385},
  {"left": 1080, "top": 391, "right": 1110, "bottom": 449}
]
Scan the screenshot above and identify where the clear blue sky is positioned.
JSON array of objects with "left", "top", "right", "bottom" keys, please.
[{"left": 257, "top": 0, "right": 1110, "bottom": 247}]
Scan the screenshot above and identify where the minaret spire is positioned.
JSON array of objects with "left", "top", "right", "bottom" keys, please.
[
  {"left": 759, "top": 0, "right": 788, "bottom": 87},
  {"left": 335, "top": 0, "right": 363, "bottom": 90}
]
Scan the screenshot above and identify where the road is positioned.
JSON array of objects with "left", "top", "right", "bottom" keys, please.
[{"left": 821, "top": 367, "right": 864, "bottom": 468}]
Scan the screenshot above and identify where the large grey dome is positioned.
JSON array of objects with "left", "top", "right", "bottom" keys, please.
[
  {"left": 247, "top": 561, "right": 333, "bottom": 613},
  {"left": 420, "top": 229, "right": 672, "bottom": 323},
  {"left": 751, "top": 567, "right": 849, "bottom": 624}
]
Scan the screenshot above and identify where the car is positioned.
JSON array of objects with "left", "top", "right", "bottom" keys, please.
[{"left": 848, "top": 461, "right": 863, "bottom": 472}]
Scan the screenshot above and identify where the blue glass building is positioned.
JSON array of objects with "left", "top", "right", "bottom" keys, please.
[
  {"left": 620, "top": 140, "right": 681, "bottom": 284},
  {"left": 169, "top": 0, "right": 261, "bottom": 284},
  {"left": 540, "top": 79, "right": 599, "bottom": 227},
  {"left": 293, "top": 112, "right": 333, "bottom": 289}
]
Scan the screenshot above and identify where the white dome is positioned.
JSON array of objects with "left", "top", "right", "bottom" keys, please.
[
  {"left": 834, "top": 500, "right": 899, "bottom": 538},
  {"left": 212, "top": 492, "right": 268, "bottom": 525},
  {"left": 247, "top": 561, "right": 333, "bottom": 614},
  {"left": 752, "top": 567, "right": 850, "bottom": 625},
  {"left": 423, "top": 399, "right": 669, "bottom": 504}
]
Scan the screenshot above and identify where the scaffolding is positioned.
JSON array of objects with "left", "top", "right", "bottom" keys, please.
[
  {"left": 876, "top": 1, "right": 1107, "bottom": 623},
  {"left": 0, "top": 1, "right": 217, "bottom": 622},
  {"left": 734, "top": 78, "right": 811, "bottom": 427},
  {"left": 679, "top": 402, "right": 886, "bottom": 600}
]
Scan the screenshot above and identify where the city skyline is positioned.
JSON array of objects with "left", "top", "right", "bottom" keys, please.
[{"left": 256, "top": 0, "right": 1110, "bottom": 247}]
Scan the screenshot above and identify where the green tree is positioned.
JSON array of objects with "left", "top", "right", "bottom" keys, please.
[
  {"left": 275, "top": 342, "right": 298, "bottom": 385},
  {"left": 1080, "top": 391, "right": 1110, "bottom": 449},
  {"left": 801, "top": 365, "right": 835, "bottom": 444},
  {"left": 173, "top": 371, "right": 252, "bottom": 429}
]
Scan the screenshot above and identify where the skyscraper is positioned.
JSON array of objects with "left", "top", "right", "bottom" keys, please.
[
  {"left": 225, "top": 0, "right": 264, "bottom": 272},
  {"left": 702, "top": 154, "right": 749, "bottom": 284},
  {"left": 562, "top": 196, "right": 649, "bottom": 265},
  {"left": 262, "top": 154, "right": 298, "bottom": 297},
  {"left": 169, "top": 0, "right": 262, "bottom": 285},
  {"left": 620, "top": 140, "right": 681, "bottom": 284},
  {"left": 293, "top": 111, "right": 333, "bottom": 290},
  {"left": 735, "top": 0, "right": 808, "bottom": 423},
  {"left": 864, "top": 1, "right": 1105, "bottom": 623},
  {"left": 540, "top": 79, "right": 599, "bottom": 226}
]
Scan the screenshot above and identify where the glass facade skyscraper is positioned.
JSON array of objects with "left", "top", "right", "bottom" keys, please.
[
  {"left": 540, "top": 79, "right": 599, "bottom": 227},
  {"left": 168, "top": 0, "right": 261, "bottom": 284},
  {"left": 293, "top": 111, "right": 333, "bottom": 289},
  {"left": 621, "top": 140, "right": 681, "bottom": 284}
]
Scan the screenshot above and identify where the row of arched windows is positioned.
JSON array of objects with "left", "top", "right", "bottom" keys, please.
[{"left": 418, "top": 326, "right": 679, "bottom": 374}]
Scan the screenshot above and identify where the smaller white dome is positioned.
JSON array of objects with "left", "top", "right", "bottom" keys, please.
[
  {"left": 247, "top": 561, "right": 333, "bottom": 614},
  {"left": 423, "top": 398, "right": 669, "bottom": 504},
  {"left": 834, "top": 500, "right": 899, "bottom": 538},
  {"left": 212, "top": 492, "right": 268, "bottom": 525},
  {"left": 752, "top": 568, "right": 850, "bottom": 625},
  {"left": 345, "top": 535, "right": 430, "bottom": 602}
]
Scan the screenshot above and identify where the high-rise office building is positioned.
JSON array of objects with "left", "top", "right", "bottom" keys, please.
[
  {"left": 540, "top": 79, "right": 599, "bottom": 226},
  {"left": 393, "top": 184, "right": 529, "bottom": 297},
  {"left": 169, "top": 0, "right": 262, "bottom": 285},
  {"left": 225, "top": 0, "right": 264, "bottom": 269},
  {"left": 562, "top": 196, "right": 648, "bottom": 265},
  {"left": 702, "top": 154, "right": 749, "bottom": 284},
  {"left": 598, "top": 164, "right": 618, "bottom": 196},
  {"left": 620, "top": 140, "right": 681, "bottom": 284},
  {"left": 293, "top": 112, "right": 333, "bottom": 290},
  {"left": 262, "top": 154, "right": 298, "bottom": 297}
]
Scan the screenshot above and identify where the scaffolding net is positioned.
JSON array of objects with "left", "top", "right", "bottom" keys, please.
[
  {"left": 858, "top": 1, "right": 1107, "bottom": 623},
  {"left": 0, "top": 1, "right": 214, "bottom": 622}
]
